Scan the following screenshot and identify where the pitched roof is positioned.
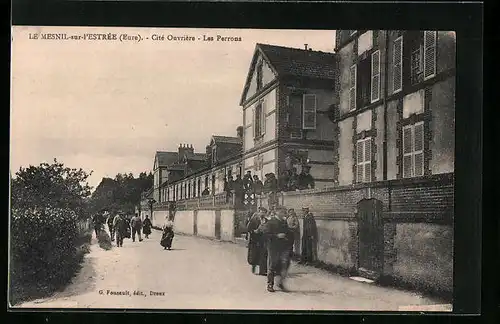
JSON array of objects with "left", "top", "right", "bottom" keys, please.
[
  {"left": 188, "top": 153, "right": 207, "bottom": 161},
  {"left": 212, "top": 135, "right": 243, "bottom": 145},
  {"left": 257, "top": 43, "right": 337, "bottom": 80},
  {"left": 155, "top": 151, "right": 178, "bottom": 168},
  {"left": 240, "top": 43, "right": 337, "bottom": 105}
]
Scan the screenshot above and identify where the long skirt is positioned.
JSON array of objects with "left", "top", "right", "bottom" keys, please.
[
  {"left": 160, "top": 230, "right": 174, "bottom": 249},
  {"left": 143, "top": 226, "right": 152, "bottom": 235},
  {"left": 247, "top": 234, "right": 261, "bottom": 265}
]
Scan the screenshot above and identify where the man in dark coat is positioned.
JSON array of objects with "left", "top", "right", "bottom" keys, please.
[
  {"left": 92, "top": 213, "right": 104, "bottom": 238},
  {"left": 246, "top": 207, "right": 268, "bottom": 275},
  {"left": 263, "top": 173, "right": 278, "bottom": 209},
  {"left": 113, "top": 212, "right": 128, "bottom": 247},
  {"left": 257, "top": 206, "right": 291, "bottom": 292},
  {"left": 297, "top": 166, "right": 315, "bottom": 190},
  {"left": 252, "top": 175, "right": 264, "bottom": 196},
  {"left": 300, "top": 207, "right": 318, "bottom": 264},
  {"left": 286, "top": 208, "right": 300, "bottom": 269}
]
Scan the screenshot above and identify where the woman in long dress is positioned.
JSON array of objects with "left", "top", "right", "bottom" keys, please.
[
  {"left": 142, "top": 215, "right": 152, "bottom": 239},
  {"left": 160, "top": 218, "right": 175, "bottom": 250}
]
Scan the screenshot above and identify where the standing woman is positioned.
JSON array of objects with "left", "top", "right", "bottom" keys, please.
[
  {"left": 300, "top": 207, "right": 318, "bottom": 265},
  {"left": 160, "top": 217, "right": 175, "bottom": 250},
  {"left": 142, "top": 215, "right": 152, "bottom": 239},
  {"left": 246, "top": 208, "right": 267, "bottom": 275}
]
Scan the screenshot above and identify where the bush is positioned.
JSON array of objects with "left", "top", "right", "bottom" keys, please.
[{"left": 10, "top": 207, "right": 85, "bottom": 304}]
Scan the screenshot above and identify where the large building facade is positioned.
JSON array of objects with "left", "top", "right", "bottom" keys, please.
[
  {"left": 333, "top": 30, "right": 455, "bottom": 185},
  {"left": 240, "top": 44, "right": 338, "bottom": 188}
]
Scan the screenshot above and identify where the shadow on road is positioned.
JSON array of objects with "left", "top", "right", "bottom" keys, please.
[{"left": 286, "top": 289, "right": 331, "bottom": 296}]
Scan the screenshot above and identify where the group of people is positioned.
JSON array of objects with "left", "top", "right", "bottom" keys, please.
[
  {"left": 278, "top": 166, "right": 316, "bottom": 192},
  {"left": 92, "top": 210, "right": 176, "bottom": 250},
  {"left": 245, "top": 206, "right": 318, "bottom": 292}
]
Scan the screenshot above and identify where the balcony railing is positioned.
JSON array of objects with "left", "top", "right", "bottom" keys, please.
[{"left": 154, "top": 192, "right": 237, "bottom": 211}]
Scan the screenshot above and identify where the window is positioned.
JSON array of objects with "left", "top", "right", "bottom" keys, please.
[
  {"left": 302, "top": 94, "right": 317, "bottom": 129},
  {"left": 411, "top": 45, "right": 424, "bottom": 84},
  {"left": 358, "top": 31, "right": 373, "bottom": 56},
  {"left": 371, "top": 50, "right": 381, "bottom": 102},
  {"left": 212, "top": 147, "right": 217, "bottom": 164},
  {"left": 256, "top": 62, "right": 263, "bottom": 90},
  {"left": 402, "top": 122, "right": 424, "bottom": 178},
  {"left": 423, "top": 31, "right": 437, "bottom": 80},
  {"left": 393, "top": 36, "right": 403, "bottom": 93},
  {"left": 349, "top": 65, "right": 357, "bottom": 110},
  {"left": 356, "top": 138, "right": 372, "bottom": 183},
  {"left": 253, "top": 100, "right": 266, "bottom": 138}
]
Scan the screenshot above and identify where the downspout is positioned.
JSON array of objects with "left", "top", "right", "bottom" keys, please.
[
  {"left": 383, "top": 31, "right": 391, "bottom": 211},
  {"left": 383, "top": 31, "right": 389, "bottom": 182}
]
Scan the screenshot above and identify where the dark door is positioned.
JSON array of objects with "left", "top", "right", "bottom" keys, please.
[
  {"left": 357, "top": 198, "right": 384, "bottom": 279},
  {"left": 215, "top": 211, "right": 221, "bottom": 239},
  {"left": 212, "top": 175, "right": 216, "bottom": 194}
]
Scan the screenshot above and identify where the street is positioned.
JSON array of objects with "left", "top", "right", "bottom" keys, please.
[{"left": 17, "top": 229, "right": 449, "bottom": 311}]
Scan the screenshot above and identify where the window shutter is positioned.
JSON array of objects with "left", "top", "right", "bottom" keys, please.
[
  {"left": 393, "top": 37, "right": 403, "bottom": 92},
  {"left": 371, "top": 50, "right": 381, "bottom": 102},
  {"left": 364, "top": 138, "right": 371, "bottom": 162},
  {"left": 414, "top": 152, "right": 424, "bottom": 176},
  {"left": 356, "top": 141, "right": 364, "bottom": 182},
  {"left": 252, "top": 106, "right": 256, "bottom": 138},
  {"left": 414, "top": 123, "right": 424, "bottom": 152},
  {"left": 303, "top": 94, "right": 317, "bottom": 129},
  {"left": 403, "top": 155, "right": 412, "bottom": 178},
  {"left": 424, "top": 31, "right": 437, "bottom": 79},
  {"left": 349, "top": 65, "right": 357, "bottom": 110},
  {"left": 261, "top": 100, "right": 266, "bottom": 135},
  {"left": 403, "top": 126, "right": 412, "bottom": 154}
]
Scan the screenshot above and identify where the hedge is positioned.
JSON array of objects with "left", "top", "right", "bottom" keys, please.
[{"left": 10, "top": 207, "right": 90, "bottom": 304}]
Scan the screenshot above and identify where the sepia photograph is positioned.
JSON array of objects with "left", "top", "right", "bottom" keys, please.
[{"left": 9, "top": 26, "right": 456, "bottom": 311}]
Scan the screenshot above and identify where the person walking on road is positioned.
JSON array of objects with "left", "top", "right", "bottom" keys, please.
[
  {"left": 300, "top": 207, "right": 318, "bottom": 265},
  {"left": 246, "top": 207, "right": 268, "bottom": 276},
  {"left": 286, "top": 208, "right": 300, "bottom": 270},
  {"left": 160, "top": 217, "right": 175, "bottom": 250},
  {"left": 91, "top": 212, "right": 104, "bottom": 238},
  {"left": 130, "top": 213, "right": 143, "bottom": 242},
  {"left": 106, "top": 212, "right": 115, "bottom": 241},
  {"left": 257, "top": 206, "right": 292, "bottom": 292},
  {"left": 113, "top": 212, "right": 128, "bottom": 247},
  {"left": 142, "top": 215, "right": 152, "bottom": 239}
]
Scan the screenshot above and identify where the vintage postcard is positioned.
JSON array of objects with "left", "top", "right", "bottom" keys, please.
[{"left": 9, "top": 26, "right": 455, "bottom": 311}]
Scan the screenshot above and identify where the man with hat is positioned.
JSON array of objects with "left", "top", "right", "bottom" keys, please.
[
  {"left": 297, "top": 165, "right": 315, "bottom": 190},
  {"left": 257, "top": 206, "right": 292, "bottom": 292},
  {"left": 300, "top": 207, "right": 318, "bottom": 264},
  {"left": 113, "top": 211, "right": 128, "bottom": 247}
]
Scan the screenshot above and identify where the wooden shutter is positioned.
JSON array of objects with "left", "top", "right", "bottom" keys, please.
[
  {"left": 356, "top": 141, "right": 364, "bottom": 182},
  {"left": 261, "top": 100, "right": 266, "bottom": 135},
  {"left": 349, "top": 65, "right": 357, "bottom": 110},
  {"left": 371, "top": 50, "right": 381, "bottom": 102},
  {"left": 364, "top": 138, "right": 372, "bottom": 182},
  {"left": 393, "top": 37, "right": 403, "bottom": 92},
  {"left": 252, "top": 106, "right": 256, "bottom": 138},
  {"left": 402, "top": 126, "right": 412, "bottom": 178},
  {"left": 423, "top": 31, "right": 437, "bottom": 79},
  {"left": 302, "top": 94, "right": 317, "bottom": 129},
  {"left": 414, "top": 123, "right": 424, "bottom": 176}
]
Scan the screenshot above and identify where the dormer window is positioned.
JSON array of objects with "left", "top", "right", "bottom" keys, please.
[
  {"left": 212, "top": 146, "right": 217, "bottom": 164},
  {"left": 256, "top": 62, "right": 263, "bottom": 90}
]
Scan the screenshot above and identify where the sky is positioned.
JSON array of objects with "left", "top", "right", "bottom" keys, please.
[{"left": 11, "top": 26, "right": 336, "bottom": 189}]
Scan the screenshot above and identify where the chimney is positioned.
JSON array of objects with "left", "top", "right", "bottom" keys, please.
[
  {"left": 236, "top": 126, "right": 243, "bottom": 139},
  {"left": 304, "top": 44, "right": 308, "bottom": 50}
]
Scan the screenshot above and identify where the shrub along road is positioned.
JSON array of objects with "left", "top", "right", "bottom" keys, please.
[{"left": 16, "top": 229, "right": 450, "bottom": 311}]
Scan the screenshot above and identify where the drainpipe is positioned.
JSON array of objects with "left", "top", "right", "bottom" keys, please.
[{"left": 383, "top": 30, "right": 389, "bottom": 181}]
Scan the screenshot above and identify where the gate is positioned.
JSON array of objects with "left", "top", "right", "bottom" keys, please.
[{"left": 356, "top": 198, "right": 384, "bottom": 280}]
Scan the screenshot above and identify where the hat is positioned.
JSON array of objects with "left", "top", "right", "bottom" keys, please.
[{"left": 302, "top": 207, "right": 309, "bottom": 211}]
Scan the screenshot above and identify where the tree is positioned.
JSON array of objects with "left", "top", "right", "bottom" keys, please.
[{"left": 11, "top": 159, "right": 93, "bottom": 218}]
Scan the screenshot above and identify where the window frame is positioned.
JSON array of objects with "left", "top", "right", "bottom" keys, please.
[
  {"left": 393, "top": 36, "right": 403, "bottom": 93},
  {"left": 302, "top": 93, "right": 317, "bottom": 130},
  {"left": 402, "top": 121, "right": 425, "bottom": 178},
  {"left": 356, "top": 137, "right": 372, "bottom": 183}
]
